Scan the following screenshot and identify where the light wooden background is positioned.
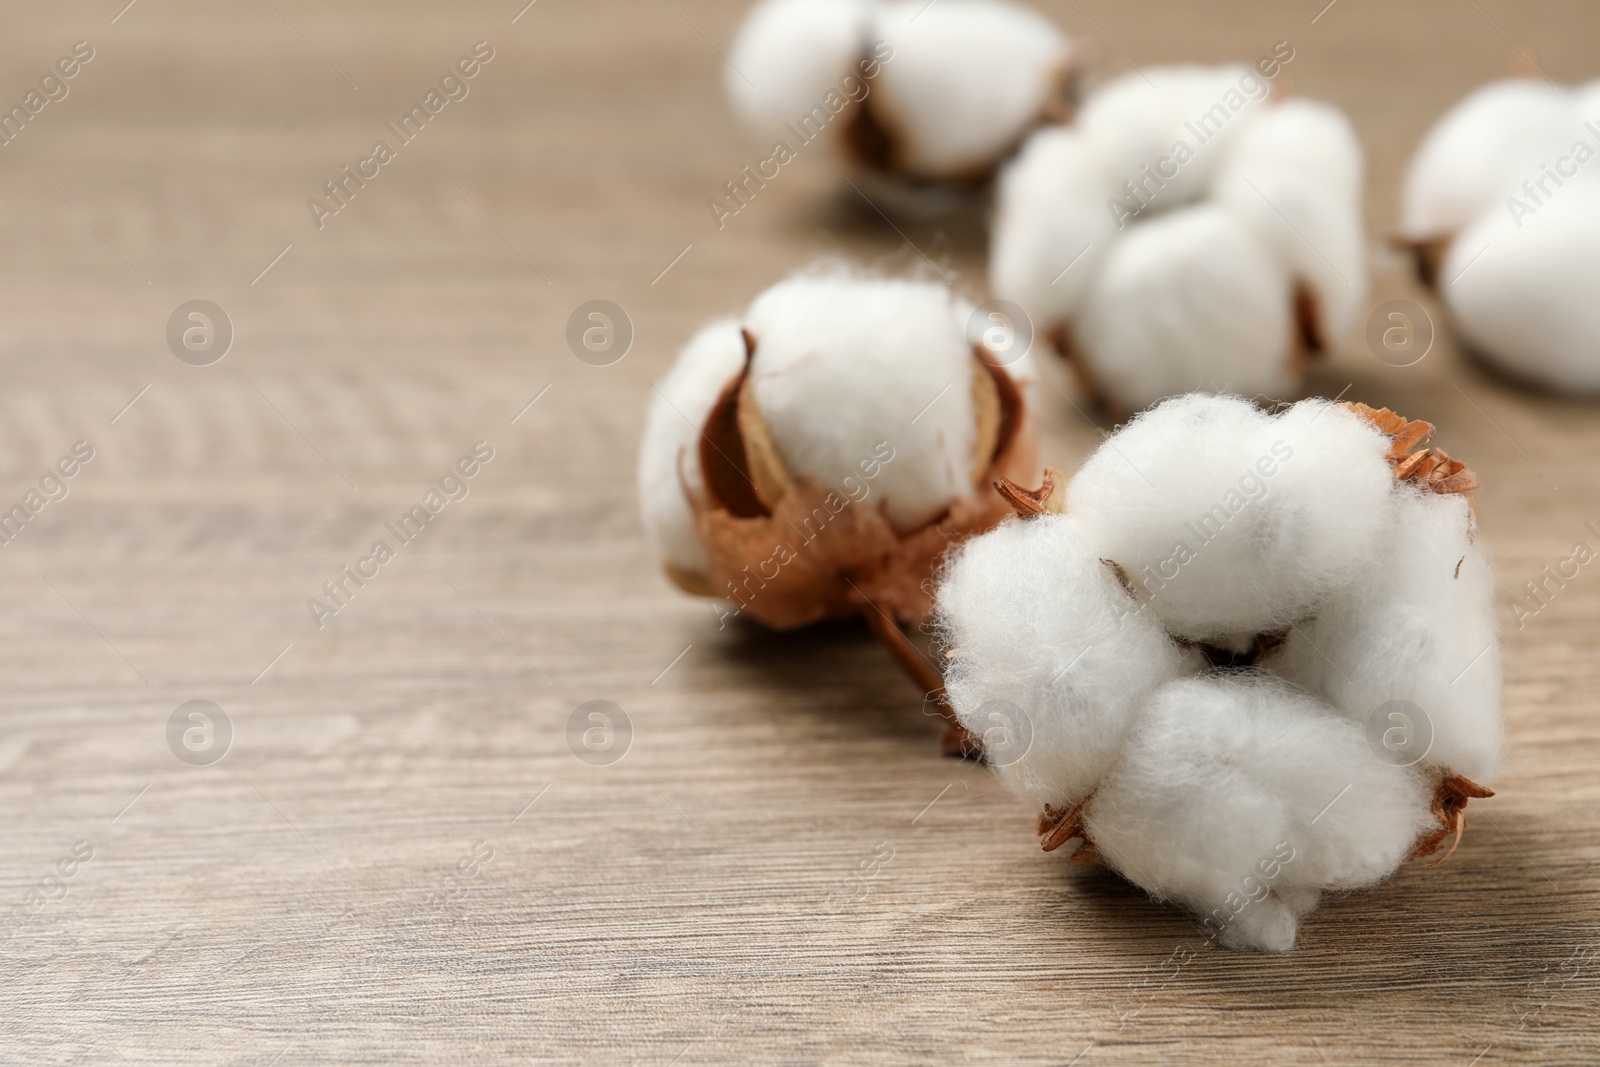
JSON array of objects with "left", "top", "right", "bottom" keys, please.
[{"left": 0, "top": 1, "right": 1596, "bottom": 1063}]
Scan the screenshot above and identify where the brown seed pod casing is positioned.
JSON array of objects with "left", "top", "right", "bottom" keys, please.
[{"left": 691, "top": 342, "right": 1038, "bottom": 631}]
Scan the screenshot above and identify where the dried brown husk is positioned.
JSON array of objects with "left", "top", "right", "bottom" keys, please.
[
  {"left": 692, "top": 344, "right": 1037, "bottom": 631},
  {"left": 683, "top": 334, "right": 1037, "bottom": 759},
  {"left": 1341, "top": 402, "right": 1482, "bottom": 499}
]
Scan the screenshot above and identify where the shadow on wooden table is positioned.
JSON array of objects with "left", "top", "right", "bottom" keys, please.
[{"left": 710, "top": 613, "right": 955, "bottom": 752}]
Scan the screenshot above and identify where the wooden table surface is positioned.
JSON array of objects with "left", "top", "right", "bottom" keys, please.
[{"left": 1, "top": 1, "right": 1597, "bottom": 1063}]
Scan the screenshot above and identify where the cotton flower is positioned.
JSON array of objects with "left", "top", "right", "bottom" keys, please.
[
  {"left": 935, "top": 394, "right": 1499, "bottom": 950},
  {"left": 1400, "top": 77, "right": 1600, "bottom": 391},
  {"left": 725, "top": 0, "right": 1076, "bottom": 189},
  {"left": 639, "top": 265, "right": 1039, "bottom": 748},
  {"left": 991, "top": 65, "right": 1368, "bottom": 416}
]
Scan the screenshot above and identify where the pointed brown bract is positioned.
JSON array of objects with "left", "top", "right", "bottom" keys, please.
[
  {"left": 995, "top": 466, "right": 1066, "bottom": 518},
  {"left": 1409, "top": 773, "right": 1495, "bottom": 865},
  {"left": 1039, "top": 797, "right": 1099, "bottom": 863},
  {"left": 1342, "top": 401, "right": 1481, "bottom": 503},
  {"left": 1344, "top": 402, "right": 1434, "bottom": 458}
]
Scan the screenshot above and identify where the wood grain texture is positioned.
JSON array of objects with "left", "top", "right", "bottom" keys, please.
[{"left": 0, "top": 1, "right": 1597, "bottom": 1063}]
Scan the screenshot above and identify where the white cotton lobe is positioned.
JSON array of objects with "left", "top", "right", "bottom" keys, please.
[
  {"left": 726, "top": 0, "right": 1075, "bottom": 185},
  {"left": 726, "top": 0, "right": 872, "bottom": 137},
  {"left": 743, "top": 271, "right": 978, "bottom": 531},
  {"left": 1086, "top": 674, "right": 1435, "bottom": 952},
  {"left": 1399, "top": 77, "right": 1600, "bottom": 390},
  {"left": 1077, "top": 66, "right": 1266, "bottom": 209},
  {"left": 1269, "top": 487, "right": 1503, "bottom": 783},
  {"left": 1066, "top": 395, "right": 1394, "bottom": 639},
  {"left": 1399, "top": 78, "right": 1579, "bottom": 242},
  {"left": 937, "top": 514, "right": 1194, "bottom": 806},
  {"left": 637, "top": 320, "right": 750, "bottom": 580},
  {"left": 1439, "top": 183, "right": 1600, "bottom": 392},
  {"left": 1074, "top": 206, "right": 1294, "bottom": 413},
  {"left": 870, "top": 0, "right": 1072, "bottom": 178},
  {"left": 1211, "top": 99, "right": 1368, "bottom": 345},
  {"left": 990, "top": 127, "right": 1117, "bottom": 332}
]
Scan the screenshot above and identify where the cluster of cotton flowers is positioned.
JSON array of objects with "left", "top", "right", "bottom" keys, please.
[
  {"left": 639, "top": 265, "right": 1039, "bottom": 746},
  {"left": 991, "top": 60, "right": 1368, "bottom": 416},
  {"left": 725, "top": 0, "right": 1076, "bottom": 192},
  {"left": 1400, "top": 77, "right": 1600, "bottom": 392},
  {"left": 934, "top": 394, "right": 1500, "bottom": 950}
]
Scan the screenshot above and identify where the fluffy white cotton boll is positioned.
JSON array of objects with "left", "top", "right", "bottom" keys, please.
[
  {"left": 1086, "top": 673, "right": 1436, "bottom": 951},
  {"left": 1438, "top": 183, "right": 1600, "bottom": 392},
  {"left": 1270, "top": 487, "right": 1502, "bottom": 783},
  {"left": 990, "top": 127, "right": 1118, "bottom": 331},
  {"left": 638, "top": 320, "right": 751, "bottom": 583},
  {"left": 1078, "top": 66, "right": 1266, "bottom": 209},
  {"left": 1075, "top": 204, "right": 1294, "bottom": 412},
  {"left": 1066, "top": 395, "right": 1394, "bottom": 641},
  {"left": 870, "top": 0, "right": 1072, "bottom": 178},
  {"left": 1212, "top": 100, "right": 1368, "bottom": 344},
  {"left": 743, "top": 272, "right": 978, "bottom": 530},
  {"left": 1217, "top": 98, "right": 1364, "bottom": 202},
  {"left": 726, "top": 0, "right": 872, "bottom": 136},
  {"left": 1399, "top": 78, "right": 1576, "bottom": 242},
  {"left": 937, "top": 514, "right": 1196, "bottom": 806}
]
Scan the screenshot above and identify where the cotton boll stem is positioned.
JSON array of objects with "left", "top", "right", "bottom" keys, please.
[{"left": 857, "top": 596, "right": 984, "bottom": 759}]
